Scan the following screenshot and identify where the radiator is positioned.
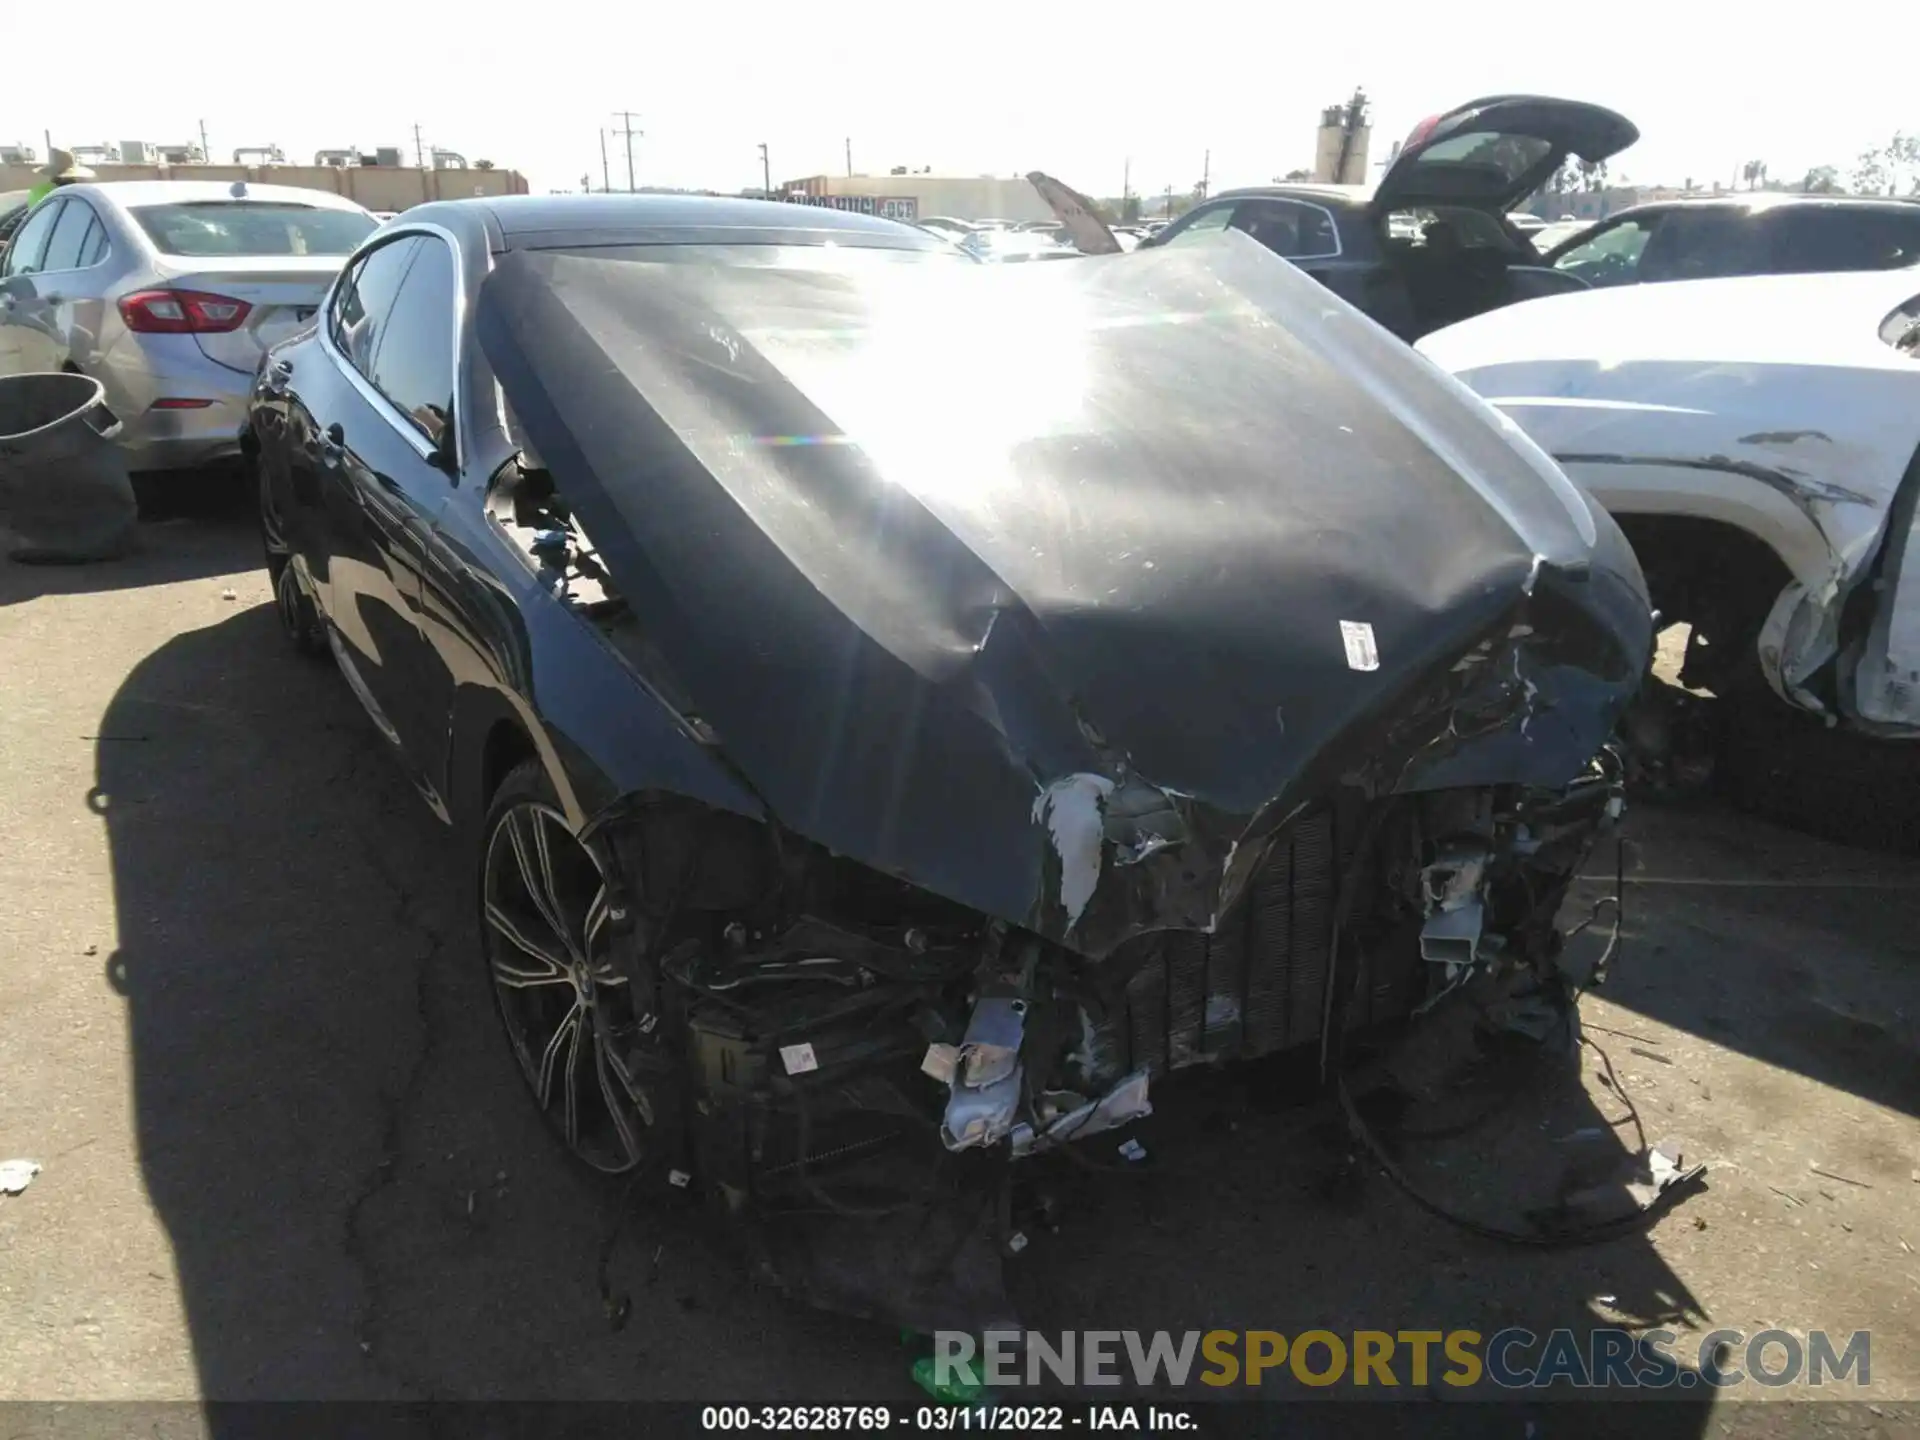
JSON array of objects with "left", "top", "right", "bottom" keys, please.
[{"left": 1112, "top": 802, "right": 1420, "bottom": 1076}]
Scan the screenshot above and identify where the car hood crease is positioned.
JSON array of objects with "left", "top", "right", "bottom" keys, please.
[{"left": 475, "top": 236, "right": 1644, "bottom": 956}]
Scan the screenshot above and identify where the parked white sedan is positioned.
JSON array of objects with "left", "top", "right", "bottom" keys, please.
[{"left": 0, "top": 181, "right": 378, "bottom": 474}]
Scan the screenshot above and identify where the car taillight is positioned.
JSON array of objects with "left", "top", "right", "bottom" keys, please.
[{"left": 118, "top": 289, "right": 253, "bottom": 334}]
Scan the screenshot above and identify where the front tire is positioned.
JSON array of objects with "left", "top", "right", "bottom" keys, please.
[{"left": 479, "top": 760, "right": 657, "bottom": 1175}]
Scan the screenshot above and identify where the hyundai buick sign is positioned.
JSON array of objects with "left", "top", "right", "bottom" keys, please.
[{"left": 785, "top": 193, "right": 919, "bottom": 221}]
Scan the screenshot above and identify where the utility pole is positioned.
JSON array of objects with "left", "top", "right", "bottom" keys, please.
[
  {"left": 1163, "top": 184, "right": 1174, "bottom": 218},
  {"left": 198, "top": 119, "right": 210, "bottom": 163},
  {"left": 1199, "top": 149, "right": 1210, "bottom": 199},
  {"left": 758, "top": 141, "right": 771, "bottom": 197},
  {"left": 599, "top": 130, "right": 611, "bottom": 193},
  {"left": 845, "top": 137, "right": 853, "bottom": 177},
  {"left": 414, "top": 123, "right": 427, "bottom": 171},
  {"left": 612, "top": 111, "right": 643, "bottom": 192},
  {"left": 1122, "top": 156, "right": 1131, "bottom": 204}
]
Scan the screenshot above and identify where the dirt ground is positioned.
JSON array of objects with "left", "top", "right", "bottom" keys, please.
[{"left": 2, "top": 502, "right": 1918, "bottom": 1429}]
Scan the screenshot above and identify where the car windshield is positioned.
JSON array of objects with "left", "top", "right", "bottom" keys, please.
[{"left": 132, "top": 201, "right": 377, "bottom": 257}]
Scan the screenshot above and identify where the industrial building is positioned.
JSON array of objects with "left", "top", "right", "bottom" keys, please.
[
  {"left": 780, "top": 172, "right": 1054, "bottom": 224},
  {"left": 0, "top": 144, "right": 528, "bottom": 214}
]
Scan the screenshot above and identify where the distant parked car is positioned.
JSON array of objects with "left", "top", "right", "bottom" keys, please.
[
  {"left": 1131, "top": 94, "right": 1640, "bottom": 339},
  {"left": 960, "top": 229, "right": 1081, "bottom": 262},
  {"left": 1541, "top": 195, "right": 1920, "bottom": 288},
  {"left": 0, "top": 181, "right": 377, "bottom": 474},
  {"left": 914, "top": 215, "right": 976, "bottom": 240}
]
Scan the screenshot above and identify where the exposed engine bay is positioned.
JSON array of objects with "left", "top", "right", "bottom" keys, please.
[{"left": 580, "top": 767, "right": 1623, "bottom": 1331}]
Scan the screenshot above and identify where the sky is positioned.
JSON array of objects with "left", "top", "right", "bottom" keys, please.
[{"left": 7, "top": 0, "right": 1916, "bottom": 199}]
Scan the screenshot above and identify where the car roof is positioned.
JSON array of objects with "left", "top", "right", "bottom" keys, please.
[
  {"left": 1605, "top": 194, "right": 1920, "bottom": 219},
  {"left": 56, "top": 180, "right": 374, "bottom": 213},
  {"left": 1213, "top": 184, "right": 1372, "bottom": 208},
  {"left": 474, "top": 192, "right": 940, "bottom": 242}
]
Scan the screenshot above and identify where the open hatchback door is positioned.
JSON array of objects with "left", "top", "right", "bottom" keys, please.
[{"left": 1373, "top": 96, "right": 1639, "bottom": 215}]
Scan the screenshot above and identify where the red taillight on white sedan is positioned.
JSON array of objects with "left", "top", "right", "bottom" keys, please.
[{"left": 118, "top": 289, "right": 254, "bottom": 334}]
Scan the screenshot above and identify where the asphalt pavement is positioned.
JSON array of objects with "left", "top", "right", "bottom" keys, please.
[{"left": 2, "top": 503, "right": 1917, "bottom": 1425}]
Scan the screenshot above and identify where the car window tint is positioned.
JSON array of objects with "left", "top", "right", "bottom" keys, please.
[
  {"left": 1414, "top": 131, "right": 1553, "bottom": 185},
  {"left": 368, "top": 236, "right": 456, "bottom": 450},
  {"left": 1389, "top": 206, "right": 1510, "bottom": 250},
  {"left": 1159, "top": 205, "right": 1234, "bottom": 246},
  {"left": 40, "top": 199, "right": 94, "bottom": 272},
  {"left": 1552, "top": 215, "right": 1657, "bottom": 286},
  {"left": 1772, "top": 208, "right": 1920, "bottom": 273},
  {"left": 3, "top": 200, "right": 64, "bottom": 276},
  {"left": 1638, "top": 210, "right": 1763, "bottom": 282},
  {"left": 1231, "top": 200, "right": 1339, "bottom": 259},
  {"left": 130, "top": 202, "right": 377, "bottom": 257},
  {"left": 77, "top": 215, "right": 109, "bottom": 267},
  {"left": 333, "top": 236, "right": 420, "bottom": 377}
]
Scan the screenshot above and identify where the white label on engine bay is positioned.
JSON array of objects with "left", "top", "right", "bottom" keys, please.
[
  {"left": 779, "top": 1042, "right": 819, "bottom": 1075},
  {"left": 1340, "top": 620, "right": 1380, "bottom": 672}
]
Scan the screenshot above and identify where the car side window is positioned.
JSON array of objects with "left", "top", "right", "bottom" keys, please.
[
  {"left": 331, "top": 236, "right": 420, "bottom": 377},
  {"left": 2, "top": 200, "right": 65, "bottom": 277},
  {"left": 1772, "top": 208, "right": 1920, "bottom": 273},
  {"left": 1637, "top": 210, "right": 1762, "bottom": 282},
  {"left": 367, "top": 236, "right": 457, "bottom": 453},
  {"left": 74, "top": 208, "right": 111, "bottom": 268},
  {"left": 1159, "top": 204, "right": 1235, "bottom": 246},
  {"left": 1230, "top": 200, "right": 1340, "bottom": 260},
  {"left": 39, "top": 199, "right": 96, "bottom": 272},
  {"left": 1551, "top": 215, "right": 1657, "bottom": 287}
]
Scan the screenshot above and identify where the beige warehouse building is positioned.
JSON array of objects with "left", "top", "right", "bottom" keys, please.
[{"left": 781, "top": 173, "right": 1054, "bottom": 224}]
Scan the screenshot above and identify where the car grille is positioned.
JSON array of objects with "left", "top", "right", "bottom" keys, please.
[{"left": 1110, "top": 799, "right": 1419, "bottom": 1076}]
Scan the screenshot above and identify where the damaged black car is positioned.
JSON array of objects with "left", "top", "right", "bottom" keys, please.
[{"left": 246, "top": 193, "right": 1652, "bottom": 1330}]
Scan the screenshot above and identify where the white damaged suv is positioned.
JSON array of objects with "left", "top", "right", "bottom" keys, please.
[{"left": 1420, "top": 268, "right": 1920, "bottom": 845}]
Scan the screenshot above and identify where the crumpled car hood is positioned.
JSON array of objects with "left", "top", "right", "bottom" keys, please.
[{"left": 476, "top": 232, "right": 1650, "bottom": 957}]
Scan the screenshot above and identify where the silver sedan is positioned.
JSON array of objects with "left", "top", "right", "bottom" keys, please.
[{"left": 0, "top": 180, "right": 377, "bottom": 473}]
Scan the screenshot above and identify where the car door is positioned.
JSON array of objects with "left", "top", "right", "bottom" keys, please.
[
  {"left": 0, "top": 199, "right": 67, "bottom": 373},
  {"left": 15, "top": 197, "right": 113, "bottom": 375},
  {"left": 300, "top": 232, "right": 453, "bottom": 797},
  {"left": 355, "top": 231, "right": 465, "bottom": 808}
]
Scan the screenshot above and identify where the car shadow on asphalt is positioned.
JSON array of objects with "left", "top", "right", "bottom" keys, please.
[
  {"left": 1568, "top": 800, "right": 1920, "bottom": 1125},
  {"left": 94, "top": 602, "right": 1715, "bottom": 1428}
]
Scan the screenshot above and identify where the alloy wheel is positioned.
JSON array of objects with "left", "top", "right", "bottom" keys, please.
[{"left": 482, "top": 800, "right": 653, "bottom": 1174}]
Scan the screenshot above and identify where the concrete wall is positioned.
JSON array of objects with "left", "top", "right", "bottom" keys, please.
[{"left": 0, "top": 162, "right": 529, "bottom": 212}]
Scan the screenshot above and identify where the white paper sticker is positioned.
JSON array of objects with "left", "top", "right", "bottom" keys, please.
[
  {"left": 779, "top": 1042, "right": 819, "bottom": 1075},
  {"left": 1340, "top": 620, "right": 1380, "bottom": 672}
]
